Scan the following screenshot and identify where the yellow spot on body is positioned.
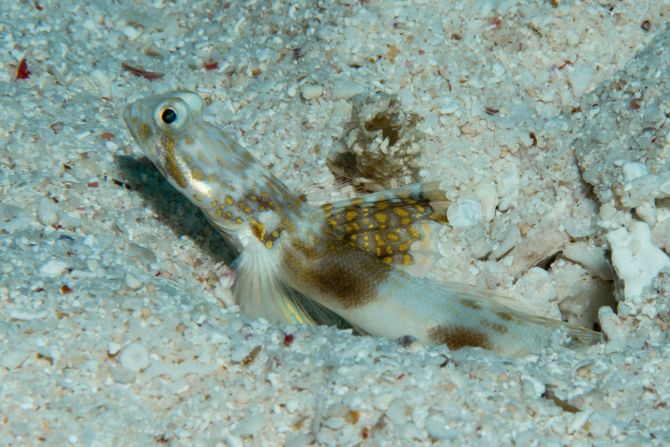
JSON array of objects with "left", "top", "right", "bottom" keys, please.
[
  {"left": 393, "top": 208, "right": 409, "bottom": 217},
  {"left": 386, "top": 232, "right": 399, "bottom": 241},
  {"left": 163, "top": 137, "right": 187, "bottom": 188},
  {"left": 265, "top": 240, "right": 273, "bottom": 249},
  {"left": 224, "top": 211, "right": 233, "bottom": 219},
  {"left": 193, "top": 194, "right": 201, "bottom": 202},
  {"left": 139, "top": 122, "right": 150, "bottom": 138},
  {"left": 328, "top": 220, "right": 337, "bottom": 227},
  {"left": 211, "top": 200, "right": 218, "bottom": 208},
  {"left": 272, "top": 230, "right": 280, "bottom": 238},
  {"left": 225, "top": 195, "right": 235, "bottom": 206},
  {"left": 346, "top": 210, "right": 358, "bottom": 222},
  {"left": 408, "top": 227, "right": 421, "bottom": 239},
  {"left": 350, "top": 234, "right": 358, "bottom": 241},
  {"left": 374, "top": 212, "right": 388, "bottom": 224},
  {"left": 416, "top": 205, "right": 425, "bottom": 212},
  {"left": 382, "top": 256, "right": 393, "bottom": 264},
  {"left": 191, "top": 168, "right": 205, "bottom": 181},
  {"left": 400, "top": 217, "right": 412, "bottom": 226},
  {"left": 235, "top": 217, "right": 243, "bottom": 224},
  {"left": 398, "top": 243, "right": 409, "bottom": 252},
  {"left": 216, "top": 209, "right": 223, "bottom": 216},
  {"left": 402, "top": 253, "right": 413, "bottom": 265},
  {"left": 250, "top": 219, "right": 266, "bottom": 241},
  {"left": 351, "top": 198, "right": 364, "bottom": 205}
]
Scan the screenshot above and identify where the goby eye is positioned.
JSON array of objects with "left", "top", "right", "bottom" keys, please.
[
  {"left": 154, "top": 97, "right": 190, "bottom": 131},
  {"left": 161, "top": 108, "right": 177, "bottom": 124}
]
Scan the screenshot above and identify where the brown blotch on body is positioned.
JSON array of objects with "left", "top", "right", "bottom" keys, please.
[
  {"left": 428, "top": 325, "right": 492, "bottom": 350},
  {"left": 481, "top": 319, "right": 509, "bottom": 334},
  {"left": 495, "top": 311, "right": 514, "bottom": 322},
  {"left": 283, "top": 235, "right": 390, "bottom": 308},
  {"left": 459, "top": 298, "right": 483, "bottom": 311}
]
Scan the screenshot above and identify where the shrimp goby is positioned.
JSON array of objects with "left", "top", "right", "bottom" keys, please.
[{"left": 123, "top": 90, "right": 601, "bottom": 355}]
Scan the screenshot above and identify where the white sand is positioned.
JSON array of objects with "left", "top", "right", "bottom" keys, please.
[{"left": 1, "top": 1, "right": 669, "bottom": 445}]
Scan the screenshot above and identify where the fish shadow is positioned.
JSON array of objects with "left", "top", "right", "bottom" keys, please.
[{"left": 114, "top": 155, "right": 237, "bottom": 266}]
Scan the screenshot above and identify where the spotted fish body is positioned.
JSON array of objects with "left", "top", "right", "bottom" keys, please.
[{"left": 123, "top": 91, "right": 600, "bottom": 356}]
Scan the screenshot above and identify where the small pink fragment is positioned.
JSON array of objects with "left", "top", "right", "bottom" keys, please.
[
  {"left": 16, "top": 58, "right": 31, "bottom": 79},
  {"left": 203, "top": 60, "right": 219, "bottom": 71}
]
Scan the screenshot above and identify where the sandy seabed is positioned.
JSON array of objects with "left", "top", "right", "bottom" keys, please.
[{"left": 1, "top": 1, "right": 670, "bottom": 445}]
